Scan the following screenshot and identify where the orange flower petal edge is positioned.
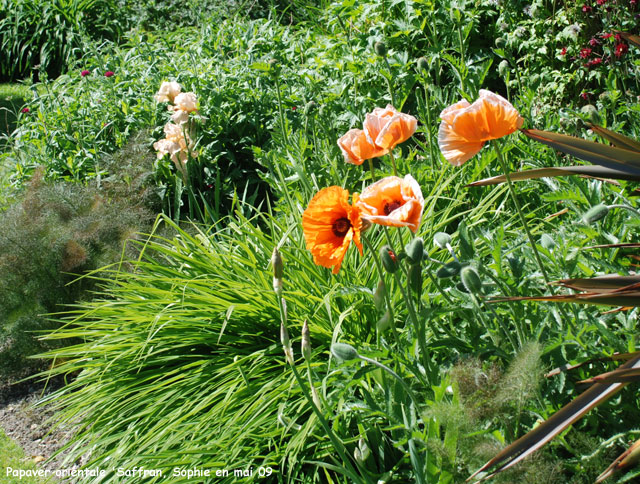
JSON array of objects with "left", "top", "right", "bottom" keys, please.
[
  {"left": 438, "top": 90, "right": 523, "bottom": 166},
  {"left": 356, "top": 174, "right": 424, "bottom": 233},
  {"left": 302, "top": 186, "right": 363, "bottom": 274},
  {"left": 338, "top": 128, "right": 388, "bottom": 165},
  {"left": 364, "top": 105, "right": 418, "bottom": 151}
]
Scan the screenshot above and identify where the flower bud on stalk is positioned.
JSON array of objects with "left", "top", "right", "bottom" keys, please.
[
  {"left": 460, "top": 266, "right": 482, "bottom": 294},
  {"left": 405, "top": 237, "right": 424, "bottom": 265},
  {"left": 280, "top": 322, "right": 293, "bottom": 365},
  {"left": 374, "top": 41, "right": 388, "bottom": 57},
  {"left": 582, "top": 204, "right": 609, "bottom": 224},
  {"left": 376, "top": 309, "right": 392, "bottom": 332},
  {"left": 380, "top": 246, "right": 399, "bottom": 273},
  {"left": 409, "top": 264, "right": 422, "bottom": 294},
  {"left": 373, "top": 279, "right": 386, "bottom": 313},
  {"left": 272, "top": 247, "right": 284, "bottom": 295},
  {"left": 331, "top": 342, "right": 359, "bottom": 361},
  {"left": 417, "top": 56, "right": 429, "bottom": 72},
  {"left": 301, "top": 320, "right": 311, "bottom": 361}
]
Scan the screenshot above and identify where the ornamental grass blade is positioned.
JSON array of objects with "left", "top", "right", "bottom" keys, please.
[
  {"left": 577, "top": 367, "right": 640, "bottom": 385},
  {"left": 596, "top": 438, "right": 640, "bottom": 483},
  {"left": 552, "top": 275, "right": 640, "bottom": 292},
  {"left": 545, "top": 351, "right": 640, "bottom": 378},
  {"left": 589, "top": 124, "right": 640, "bottom": 153},
  {"left": 585, "top": 243, "right": 640, "bottom": 249},
  {"left": 616, "top": 31, "right": 640, "bottom": 48},
  {"left": 467, "top": 165, "right": 640, "bottom": 187},
  {"left": 521, "top": 129, "right": 640, "bottom": 175},
  {"left": 489, "top": 291, "right": 640, "bottom": 307},
  {"left": 468, "top": 355, "right": 640, "bottom": 482}
]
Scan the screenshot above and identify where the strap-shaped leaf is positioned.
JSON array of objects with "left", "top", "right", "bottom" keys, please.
[
  {"left": 545, "top": 351, "right": 640, "bottom": 378},
  {"left": 521, "top": 129, "right": 640, "bottom": 175},
  {"left": 617, "top": 31, "right": 640, "bottom": 48},
  {"left": 490, "top": 291, "right": 640, "bottom": 307},
  {"left": 586, "top": 243, "right": 640, "bottom": 249},
  {"left": 589, "top": 124, "right": 640, "bottom": 153},
  {"left": 552, "top": 275, "right": 640, "bottom": 292},
  {"left": 596, "top": 437, "right": 640, "bottom": 483},
  {"left": 468, "top": 165, "right": 640, "bottom": 187},
  {"left": 577, "top": 367, "right": 640, "bottom": 385},
  {"left": 468, "top": 355, "right": 640, "bottom": 482}
]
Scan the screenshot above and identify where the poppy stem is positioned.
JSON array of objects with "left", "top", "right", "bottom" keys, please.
[
  {"left": 490, "top": 139, "right": 551, "bottom": 286},
  {"left": 368, "top": 158, "right": 377, "bottom": 182},
  {"left": 388, "top": 150, "right": 398, "bottom": 177},
  {"left": 363, "top": 236, "right": 400, "bottom": 346}
]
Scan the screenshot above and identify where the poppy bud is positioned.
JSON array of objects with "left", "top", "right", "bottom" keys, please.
[
  {"left": 380, "top": 246, "right": 399, "bottom": 273},
  {"left": 581, "top": 104, "right": 601, "bottom": 125},
  {"left": 498, "top": 59, "right": 510, "bottom": 77},
  {"left": 374, "top": 41, "right": 388, "bottom": 57},
  {"left": 540, "top": 234, "right": 555, "bottom": 250},
  {"left": 582, "top": 204, "right": 609, "bottom": 224},
  {"left": 460, "top": 266, "right": 482, "bottom": 294},
  {"left": 405, "top": 237, "right": 424, "bottom": 264},
  {"left": 417, "top": 56, "right": 429, "bottom": 72},
  {"left": 376, "top": 309, "right": 392, "bottom": 332},
  {"left": 409, "top": 264, "right": 422, "bottom": 294},
  {"left": 433, "top": 232, "right": 451, "bottom": 249},
  {"left": 301, "top": 320, "right": 311, "bottom": 361},
  {"left": 373, "top": 279, "right": 386, "bottom": 312},
  {"left": 331, "top": 342, "right": 359, "bottom": 361},
  {"left": 305, "top": 100, "right": 317, "bottom": 114},
  {"left": 268, "top": 58, "right": 280, "bottom": 75},
  {"left": 436, "top": 261, "right": 461, "bottom": 278}
]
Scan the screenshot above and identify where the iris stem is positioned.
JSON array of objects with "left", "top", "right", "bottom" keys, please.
[{"left": 491, "top": 139, "right": 550, "bottom": 286}]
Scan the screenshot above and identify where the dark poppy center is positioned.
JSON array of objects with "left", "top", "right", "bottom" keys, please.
[
  {"left": 384, "top": 200, "right": 402, "bottom": 215},
  {"left": 332, "top": 217, "right": 351, "bottom": 238}
]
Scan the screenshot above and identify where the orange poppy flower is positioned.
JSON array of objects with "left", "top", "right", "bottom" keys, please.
[
  {"left": 302, "top": 186, "right": 363, "bottom": 274},
  {"left": 438, "top": 90, "right": 524, "bottom": 166},
  {"left": 356, "top": 174, "right": 424, "bottom": 233},
  {"left": 364, "top": 105, "right": 417, "bottom": 151},
  {"left": 338, "top": 128, "right": 388, "bottom": 165}
]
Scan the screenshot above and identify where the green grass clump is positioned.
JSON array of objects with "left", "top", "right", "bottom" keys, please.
[{"left": 0, "top": 428, "right": 49, "bottom": 484}]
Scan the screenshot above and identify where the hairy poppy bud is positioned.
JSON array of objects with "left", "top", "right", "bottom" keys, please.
[
  {"left": 376, "top": 309, "right": 392, "bottom": 332},
  {"left": 331, "top": 342, "right": 359, "bottom": 361},
  {"left": 434, "top": 232, "right": 451, "bottom": 250},
  {"left": 540, "top": 234, "right": 555, "bottom": 250},
  {"left": 498, "top": 59, "right": 510, "bottom": 77},
  {"left": 272, "top": 247, "right": 283, "bottom": 295},
  {"left": 380, "top": 246, "right": 399, "bottom": 273},
  {"left": 460, "top": 266, "right": 482, "bottom": 294},
  {"left": 581, "top": 104, "right": 601, "bottom": 125},
  {"left": 268, "top": 58, "right": 280, "bottom": 75},
  {"left": 373, "top": 279, "right": 386, "bottom": 312},
  {"left": 409, "top": 264, "right": 422, "bottom": 294},
  {"left": 405, "top": 237, "right": 424, "bottom": 265},
  {"left": 374, "top": 41, "right": 388, "bottom": 57},
  {"left": 417, "top": 56, "right": 429, "bottom": 72},
  {"left": 582, "top": 204, "right": 609, "bottom": 224},
  {"left": 436, "top": 261, "right": 461, "bottom": 278},
  {"left": 305, "top": 101, "right": 317, "bottom": 114},
  {"left": 301, "top": 320, "right": 311, "bottom": 361}
]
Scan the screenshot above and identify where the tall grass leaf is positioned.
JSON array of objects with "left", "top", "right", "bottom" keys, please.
[
  {"left": 595, "top": 438, "right": 640, "bottom": 483},
  {"left": 589, "top": 125, "right": 640, "bottom": 153}
]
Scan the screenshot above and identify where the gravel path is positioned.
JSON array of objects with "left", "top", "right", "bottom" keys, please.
[{"left": 0, "top": 376, "right": 78, "bottom": 478}]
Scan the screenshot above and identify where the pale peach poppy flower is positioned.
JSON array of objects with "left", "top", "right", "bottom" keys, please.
[
  {"left": 438, "top": 90, "right": 524, "bottom": 166},
  {"left": 173, "top": 92, "right": 198, "bottom": 113},
  {"left": 338, "top": 128, "right": 388, "bottom": 165},
  {"left": 154, "top": 81, "right": 182, "bottom": 103},
  {"left": 356, "top": 174, "right": 424, "bottom": 233},
  {"left": 364, "top": 105, "right": 417, "bottom": 151}
]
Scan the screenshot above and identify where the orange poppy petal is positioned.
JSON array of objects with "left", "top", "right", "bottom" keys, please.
[
  {"left": 338, "top": 129, "right": 387, "bottom": 165},
  {"left": 477, "top": 89, "right": 524, "bottom": 139},
  {"left": 302, "top": 186, "right": 362, "bottom": 273},
  {"left": 438, "top": 121, "right": 485, "bottom": 166},
  {"left": 374, "top": 113, "right": 418, "bottom": 151},
  {"left": 357, "top": 174, "right": 424, "bottom": 233},
  {"left": 439, "top": 99, "right": 471, "bottom": 124}
]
